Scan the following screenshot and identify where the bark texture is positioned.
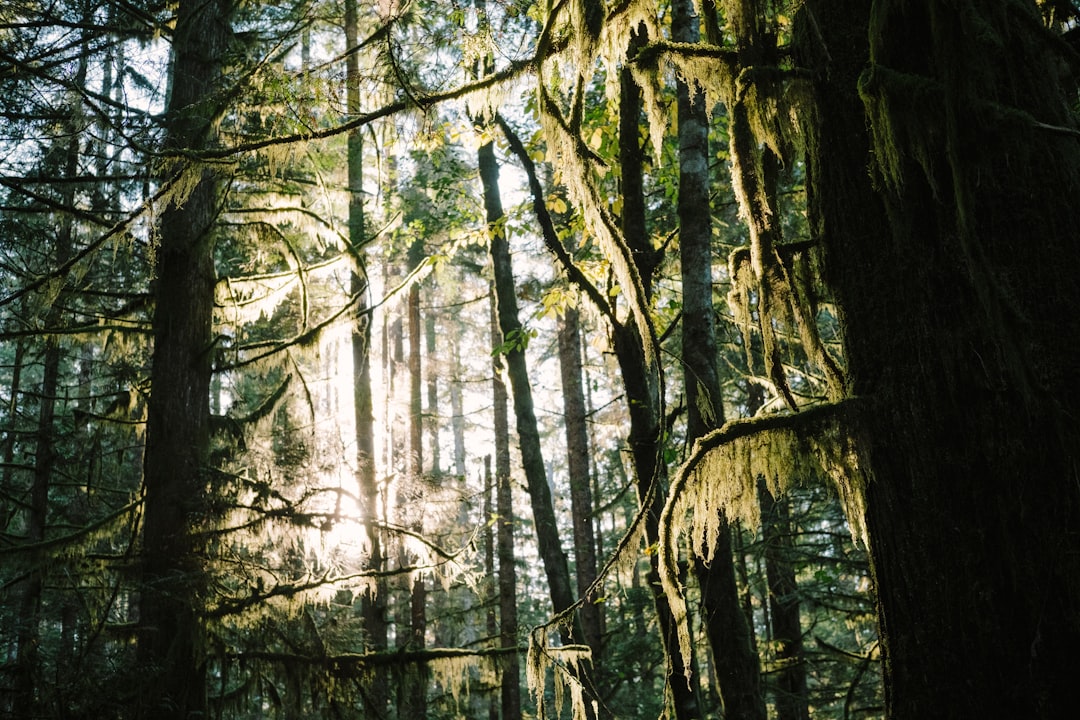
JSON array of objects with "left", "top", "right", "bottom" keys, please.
[
  {"left": 138, "top": 0, "right": 229, "bottom": 715},
  {"left": 673, "top": 1, "right": 768, "bottom": 717},
  {"left": 490, "top": 290, "right": 522, "bottom": 720},
  {"left": 345, "top": 2, "right": 389, "bottom": 712},
  {"left": 616, "top": 31, "right": 703, "bottom": 720},
  {"left": 797, "top": 1, "right": 1080, "bottom": 716}
]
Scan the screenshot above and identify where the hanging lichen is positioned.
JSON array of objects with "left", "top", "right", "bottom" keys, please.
[
  {"left": 526, "top": 631, "right": 596, "bottom": 720},
  {"left": 657, "top": 400, "right": 867, "bottom": 680}
]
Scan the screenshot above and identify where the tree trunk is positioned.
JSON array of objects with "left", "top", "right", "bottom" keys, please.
[
  {"left": 425, "top": 307, "right": 440, "bottom": 477},
  {"left": 138, "top": 1, "right": 229, "bottom": 716},
  {"left": 558, "top": 295, "right": 602, "bottom": 663},
  {"left": 615, "top": 31, "right": 703, "bottom": 719},
  {"left": 483, "top": 456, "right": 500, "bottom": 720},
  {"left": 345, "top": 1, "right": 388, "bottom": 713},
  {"left": 480, "top": 139, "right": 577, "bottom": 623},
  {"left": 796, "top": 1, "right": 1080, "bottom": 716},
  {"left": 672, "top": 1, "right": 768, "bottom": 718},
  {"left": 403, "top": 238, "right": 428, "bottom": 719},
  {"left": 143, "top": 0, "right": 213, "bottom": 698},
  {"left": 490, "top": 286, "right": 521, "bottom": 720},
  {"left": 757, "top": 480, "right": 808, "bottom": 720},
  {"left": 450, "top": 333, "right": 467, "bottom": 479}
]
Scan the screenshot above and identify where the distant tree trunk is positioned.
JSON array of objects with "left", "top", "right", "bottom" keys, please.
[
  {"left": 482, "top": 456, "right": 500, "bottom": 720},
  {"left": 425, "top": 307, "right": 440, "bottom": 476},
  {"left": 796, "top": 1, "right": 1080, "bottom": 716},
  {"left": 557, "top": 306, "right": 602, "bottom": 661},
  {"left": 345, "top": 1, "right": 388, "bottom": 714},
  {"left": 403, "top": 237, "right": 428, "bottom": 719},
  {"left": 758, "top": 480, "right": 808, "bottom": 720},
  {"left": 138, "top": 0, "right": 229, "bottom": 716},
  {"left": 489, "top": 287, "right": 521, "bottom": 720},
  {"left": 1, "top": 339, "right": 24, "bottom": 520},
  {"left": 450, "top": 333, "right": 467, "bottom": 479},
  {"left": 13, "top": 337, "right": 59, "bottom": 718}
]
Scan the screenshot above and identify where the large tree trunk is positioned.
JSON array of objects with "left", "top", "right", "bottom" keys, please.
[
  {"left": 138, "top": 0, "right": 229, "bottom": 716},
  {"left": 615, "top": 30, "right": 703, "bottom": 720},
  {"left": 797, "top": 1, "right": 1080, "bottom": 716}
]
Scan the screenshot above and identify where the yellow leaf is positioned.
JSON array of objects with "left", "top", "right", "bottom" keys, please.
[{"left": 588, "top": 126, "right": 604, "bottom": 150}]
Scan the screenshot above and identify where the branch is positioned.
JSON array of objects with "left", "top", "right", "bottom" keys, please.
[
  {"left": 494, "top": 114, "right": 614, "bottom": 321},
  {"left": 225, "top": 645, "right": 523, "bottom": 672}
]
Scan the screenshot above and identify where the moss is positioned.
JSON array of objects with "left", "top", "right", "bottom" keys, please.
[{"left": 658, "top": 401, "right": 866, "bottom": 679}]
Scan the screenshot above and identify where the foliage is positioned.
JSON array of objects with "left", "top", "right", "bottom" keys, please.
[{"left": 36, "top": 0, "right": 1080, "bottom": 716}]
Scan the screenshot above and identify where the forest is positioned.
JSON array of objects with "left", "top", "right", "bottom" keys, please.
[{"left": 2, "top": 0, "right": 1079, "bottom": 718}]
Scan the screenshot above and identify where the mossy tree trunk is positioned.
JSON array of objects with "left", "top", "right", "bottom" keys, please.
[
  {"left": 138, "top": 0, "right": 230, "bottom": 715},
  {"left": 797, "top": 1, "right": 1080, "bottom": 716},
  {"left": 673, "top": 0, "right": 767, "bottom": 717},
  {"left": 345, "top": 1, "right": 389, "bottom": 713},
  {"left": 615, "top": 25, "right": 704, "bottom": 720}
]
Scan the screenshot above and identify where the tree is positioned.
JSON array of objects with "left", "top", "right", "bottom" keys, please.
[
  {"left": 137, "top": 0, "right": 231, "bottom": 714},
  {"left": 490, "top": 288, "right": 522, "bottom": 720},
  {"left": 671, "top": 0, "right": 767, "bottom": 717},
  {"left": 792, "top": 1, "right": 1080, "bottom": 716},
  {"left": 345, "top": 1, "right": 390, "bottom": 713}
]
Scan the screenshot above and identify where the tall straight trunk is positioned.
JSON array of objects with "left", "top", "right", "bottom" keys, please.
[
  {"left": 482, "top": 456, "right": 500, "bottom": 720},
  {"left": 13, "top": 337, "right": 59, "bottom": 718},
  {"left": 745, "top": 377, "right": 807, "bottom": 720},
  {"left": 345, "top": 1, "right": 388, "bottom": 714},
  {"left": 13, "top": 79, "right": 86, "bottom": 720},
  {"left": 795, "top": 1, "right": 1080, "bottom": 716},
  {"left": 614, "top": 27, "right": 703, "bottom": 720},
  {"left": 672, "top": 2, "right": 768, "bottom": 718},
  {"left": 450, "top": 333, "right": 467, "bottom": 479},
  {"left": 489, "top": 287, "right": 521, "bottom": 720},
  {"left": 558, "top": 297, "right": 602, "bottom": 663},
  {"left": 758, "top": 480, "right": 808, "bottom": 720},
  {"left": 138, "top": 0, "right": 229, "bottom": 715},
  {"left": 403, "top": 238, "right": 428, "bottom": 719},
  {"left": 480, "top": 140, "right": 577, "bottom": 623},
  {"left": 1, "top": 340, "right": 25, "bottom": 532},
  {"left": 425, "top": 309, "right": 440, "bottom": 476}
]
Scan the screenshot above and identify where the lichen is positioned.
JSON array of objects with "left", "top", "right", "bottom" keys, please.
[{"left": 658, "top": 401, "right": 866, "bottom": 679}]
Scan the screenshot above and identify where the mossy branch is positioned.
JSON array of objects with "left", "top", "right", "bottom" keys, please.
[{"left": 657, "top": 399, "right": 864, "bottom": 680}]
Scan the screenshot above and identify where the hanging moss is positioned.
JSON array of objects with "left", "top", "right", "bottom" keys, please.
[
  {"left": 657, "top": 400, "right": 866, "bottom": 679},
  {"left": 526, "top": 632, "right": 596, "bottom": 720}
]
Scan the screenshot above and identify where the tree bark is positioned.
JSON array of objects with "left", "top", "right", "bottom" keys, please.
[
  {"left": 758, "top": 481, "right": 809, "bottom": 720},
  {"left": 480, "top": 139, "right": 577, "bottom": 623},
  {"left": 138, "top": 1, "right": 229, "bottom": 717},
  {"left": 403, "top": 237, "right": 428, "bottom": 719},
  {"left": 345, "top": 1, "right": 388, "bottom": 713},
  {"left": 558, "top": 277, "right": 602, "bottom": 664},
  {"left": 796, "top": 1, "right": 1080, "bottom": 716},
  {"left": 672, "top": 1, "right": 768, "bottom": 718}
]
